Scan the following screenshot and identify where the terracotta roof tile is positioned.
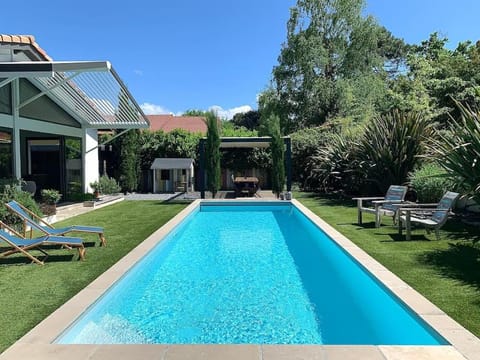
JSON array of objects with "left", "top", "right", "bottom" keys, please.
[
  {"left": 0, "top": 34, "right": 52, "bottom": 61},
  {"left": 147, "top": 115, "right": 207, "bottom": 134}
]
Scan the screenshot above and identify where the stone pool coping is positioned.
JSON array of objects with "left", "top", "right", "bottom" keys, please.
[{"left": 1, "top": 199, "right": 479, "bottom": 360}]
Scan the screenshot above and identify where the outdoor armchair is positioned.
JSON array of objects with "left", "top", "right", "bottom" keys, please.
[
  {"left": 353, "top": 185, "right": 408, "bottom": 228},
  {"left": 6, "top": 200, "right": 106, "bottom": 246},
  {"left": 0, "top": 221, "right": 85, "bottom": 265},
  {"left": 397, "top": 191, "right": 460, "bottom": 240}
]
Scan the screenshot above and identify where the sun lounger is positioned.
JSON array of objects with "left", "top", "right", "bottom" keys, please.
[
  {"left": 0, "top": 222, "right": 85, "bottom": 265},
  {"left": 353, "top": 185, "right": 408, "bottom": 227},
  {"left": 6, "top": 200, "right": 106, "bottom": 246}
]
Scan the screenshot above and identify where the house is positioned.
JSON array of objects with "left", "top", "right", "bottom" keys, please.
[
  {"left": 146, "top": 114, "right": 207, "bottom": 134},
  {"left": 0, "top": 35, "right": 148, "bottom": 199}
]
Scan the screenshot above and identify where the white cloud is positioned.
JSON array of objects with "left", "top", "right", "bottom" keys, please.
[
  {"left": 208, "top": 105, "right": 252, "bottom": 120},
  {"left": 134, "top": 69, "right": 143, "bottom": 76},
  {"left": 140, "top": 102, "right": 171, "bottom": 115}
]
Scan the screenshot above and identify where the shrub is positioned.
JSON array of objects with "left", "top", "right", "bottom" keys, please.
[
  {"left": 0, "top": 180, "right": 42, "bottom": 227},
  {"left": 290, "top": 127, "right": 332, "bottom": 190},
  {"left": 428, "top": 101, "right": 480, "bottom": 203},
  {"left": 307, "top": 131, "right": 363, "bottom": 194},
  {"left": 41, "top": 189, "right": 62, "bottom": 205},
  {"left": 409, "top": 163, "right": 456, "bottom": 203},
  {"left": 90, "top": 175, "right": 121, "bottom": 195},
  {"left": 356, "top": 110, "right": 434, "bottom": 194}
]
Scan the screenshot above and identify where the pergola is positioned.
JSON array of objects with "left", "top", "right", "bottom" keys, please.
[
  {"left": 198, "top": 136, "right": 292, "bottom": 199},
  {"left": 0, "top": 60, "right": 149, "bottom": 192}
]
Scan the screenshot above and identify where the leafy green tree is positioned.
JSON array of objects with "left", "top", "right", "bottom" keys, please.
[
  {"left": 182, "top": 109, "right": 209, "bottom": 116},
  {"left": 205, "top": 111, "right": 221, "bottom": 198},
  {"left": 267, "top": 115, "right": 285, "bottom": 197},
  {"left": 231, "top": 110, "right": 261, "bottom": 130},
  {"left": 265, "top": 0, "right": 406, "bottom": 132},
  {"left": 138, "top": 129, "right": 202, "bottom": 171},
  {"left": 389, "top": 33, "right": 480, "bottom": 127}
]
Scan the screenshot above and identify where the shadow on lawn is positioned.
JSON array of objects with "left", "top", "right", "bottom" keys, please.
[
  {"left": 0, "top": 254, "right": 78, "bottom": 265},
  {"left": 419, "top": 242, "right": 480, "bottom": 289}
]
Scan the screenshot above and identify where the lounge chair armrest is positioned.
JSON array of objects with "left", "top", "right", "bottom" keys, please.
[
  {"left": 352, "top": 197, "right": 384, "bottom": 201},
  {"left": 371, "top": 199, "right": 405, "bottom": 205},
  {"left": 398, "top": 207, "right": 450, "bottom": 213}
]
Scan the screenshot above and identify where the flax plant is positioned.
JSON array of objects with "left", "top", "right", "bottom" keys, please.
[
  {"left": 356, "top": 110, "right": 434, "bottom": 194},
  {"left": 428, "top": 101, "right": 480, "bottom": 203}
]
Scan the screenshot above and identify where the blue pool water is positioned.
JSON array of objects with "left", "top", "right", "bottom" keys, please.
[{"left": 57, "top": 202, "right": 447, "bottom": 345}]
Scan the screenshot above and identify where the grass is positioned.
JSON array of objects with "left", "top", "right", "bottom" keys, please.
[
  {"left": 0, "top": 200, "right": 187, "bottom": 353},
  {"left": 295, "top": 192, "right": 480, "bottom": 338}
]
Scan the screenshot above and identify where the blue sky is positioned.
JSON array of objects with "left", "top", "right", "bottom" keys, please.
[{"left": 3, "top": 0, "right": 480, "bottom": 119}]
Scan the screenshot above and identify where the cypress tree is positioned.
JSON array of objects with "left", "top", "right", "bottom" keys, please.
[
  {"left": 269, "top": 115, "right": 285, "bottom": 198},
  {"left": 205, "top": 111, "right": 221, "bottom": 198}
]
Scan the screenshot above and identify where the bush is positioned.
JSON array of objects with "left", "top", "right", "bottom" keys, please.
[
  {"left": 307, "top": 131, "right": 363, "bottom": 194},
  {"left": 0, "top": 180, "right": 42, "bottom": 227},
  {"left": 356, "top": 110, "right": 434, "bottom": 194},
  {"left": 41, "top": 189, "right": 62, "bottom": 205},
  {"left": 409, "top": 163, "right": 456, "bottom": 203},
  {"left": 428, "top": 101, "right": 480, "bottom": 203},
  {"left": 90, "top": 175, "right": 121, "bottom": 195}
]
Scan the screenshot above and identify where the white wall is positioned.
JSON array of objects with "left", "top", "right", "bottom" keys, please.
[{"left": 83, "top": 128, "right": 99, "bottom": 193}]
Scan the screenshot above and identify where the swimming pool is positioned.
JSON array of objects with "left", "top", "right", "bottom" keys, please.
[{"left": 56, "top": 201, "right": 447, "bottom": 345}]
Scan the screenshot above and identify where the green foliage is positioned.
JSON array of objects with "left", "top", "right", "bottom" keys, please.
[
  {"left": 90, "top": 175, "right": 121, "bottom": 195},
  {"left": 139, "top": 129, "right": 202, "bottom": 170},
  {"left": 307, "top": 131, "right": 362, "bottom": 193},
  {"left": 40, "top": 189, "right": 62, "bottom": 205},
  {"left": 231, "top": 110, "right": 261, "bottom": 131},
  {"left": 0, "top": 180, "right": 42, "bottom": 227},
  {"left": 264, "top": 0, "right": 406, "bottom": 132},
  {"left": 205, "top": 111, "right": 221, "bottom": 197},
  {"left": 118, "top": 129, "right": 140, "bottom": 192},
  {"left": 389, "top": 33, "right": 480, "bottom": 127},
  {"left": 221, "top": 121, "right": 258, "bottom": 137},
  {"left": 356, "top": 110, "right": 434, "bottom": 194},
  {"left": 290, "top": 126, "right": 332, "bottom": 189},
  {"left": 409, "top": 163, "right": 456, "bottom": 203},
  {"left": 428, "top": 101, "right": 480, "bottom": 203},
  {"left": 267, "top": 115, "right": 285, "bottom": 197},
  {"left": 182, "top": 109, "right": 209, "bottom": 116}
]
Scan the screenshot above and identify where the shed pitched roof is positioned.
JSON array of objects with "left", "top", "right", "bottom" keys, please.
[
  {"left": 150, "top": 158, "right": 194, "bottom": 170},
  {"left": 147, "top": 115, "right": 207, "bottom": 134}
]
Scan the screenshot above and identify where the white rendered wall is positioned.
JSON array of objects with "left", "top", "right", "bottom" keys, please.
[{"left": 83, "top": 128, "right": 99, "bottom": 193}]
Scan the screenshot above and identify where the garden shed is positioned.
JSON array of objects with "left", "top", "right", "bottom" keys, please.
[{"left": 150, "top": 158, "right": 194, "bottom": 193}]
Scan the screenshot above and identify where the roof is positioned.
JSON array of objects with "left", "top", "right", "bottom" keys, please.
[
  {"left": 0, "top": 35, "right": 52, "bottom": 61},
  {"left": 147, "top": 115, "right": 207, "bottom": 134},
  {"left": 150, "top": 158, "right": 194, "bottom": 170},
  {"left": 0, "top": 35, "right": 149, "bottom": 129}
]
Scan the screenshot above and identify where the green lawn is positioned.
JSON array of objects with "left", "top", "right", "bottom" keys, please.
[
  {"left": 0, "top": 200, "right": 187, "bottom": 353},
  {"left": 295, "top": 192, "right": 480, "bottom": 338}
]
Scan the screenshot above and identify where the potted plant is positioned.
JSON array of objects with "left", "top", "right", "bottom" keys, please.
[{"left": 40, "top": 189, "right": 62, "bottom": 223}]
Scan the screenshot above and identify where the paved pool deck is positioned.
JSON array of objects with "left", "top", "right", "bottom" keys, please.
[{"left": 2, "top": 199, "right": 479, "bottom": 360}]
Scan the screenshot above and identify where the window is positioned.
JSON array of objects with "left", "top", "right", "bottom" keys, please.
[
  {"left": 0, "top": 80, "right": 12, "bottom": 114},
  {"left": 0, "top": 129, "right": 13, "bottom": 178}
]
